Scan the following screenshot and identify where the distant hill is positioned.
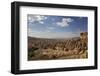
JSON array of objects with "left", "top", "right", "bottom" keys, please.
[{"left": 28, "top": 36, "right": 80, "bottom": 41}]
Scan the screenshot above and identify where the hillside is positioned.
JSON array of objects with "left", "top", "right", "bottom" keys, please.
[{"left": 28, "top": 32, "right": 88, "bottom": 60}]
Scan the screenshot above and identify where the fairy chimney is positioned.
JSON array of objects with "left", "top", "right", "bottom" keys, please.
[{"left": 80, "top": 32, "right": 88, "bottom": 41}]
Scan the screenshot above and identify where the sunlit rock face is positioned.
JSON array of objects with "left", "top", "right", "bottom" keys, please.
[
  {"left": 80, "top": 32, "right": 88, "bottom": 43},
  {"left": 80, "top": 32, "right": 88, "bottom": 50}
]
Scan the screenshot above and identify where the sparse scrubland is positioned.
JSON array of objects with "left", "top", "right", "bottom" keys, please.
[{"left": 28, "top": 32, "right": 88, "bottom": 60}]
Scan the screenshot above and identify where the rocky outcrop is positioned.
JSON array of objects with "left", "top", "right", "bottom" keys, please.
[{"left": 28, "top": 32, "right": 88, "bottom": 60}]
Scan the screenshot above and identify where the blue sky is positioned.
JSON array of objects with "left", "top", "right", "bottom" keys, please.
[{"left": 27, "top": 14, "right": 88, "bottom": 38}]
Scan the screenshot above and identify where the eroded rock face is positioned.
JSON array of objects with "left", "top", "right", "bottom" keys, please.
[
  {"left": 80, "top": 32, "right": 88, "bottom": 45},
  {"left": 80, "top": 32, "right": 88, "bottom": 50},
  {"left": 28, "top": 32, "right": 88, "bottom": 60}
]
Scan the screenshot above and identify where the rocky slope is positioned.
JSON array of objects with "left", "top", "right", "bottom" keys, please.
[{"left": 28, "top": 32, "right": 88, "bottom": 60}]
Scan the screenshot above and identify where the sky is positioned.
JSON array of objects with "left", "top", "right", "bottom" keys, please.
[{"left": 27, "top": 14, "right": 88, "bottom": 38}]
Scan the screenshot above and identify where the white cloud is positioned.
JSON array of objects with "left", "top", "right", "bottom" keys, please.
[
  {"left": 28, "top": 15, "right": 47, "bottom": 24},
  {"left": 56, "top": 18, "right": 74, "bottom": 27},
  {"left": 39, "top": 21, "right": 44, "bottom": 24},
  {"left": 35, "top": 15, "right": 47, "bottom": 21},
  {"left": 28, "top": 16, "right": 35, "bottom": 23}
]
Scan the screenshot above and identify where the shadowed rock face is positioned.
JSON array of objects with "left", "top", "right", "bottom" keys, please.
[{"left": 28, "top": 32, "right": 88, "bottom": 60}]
